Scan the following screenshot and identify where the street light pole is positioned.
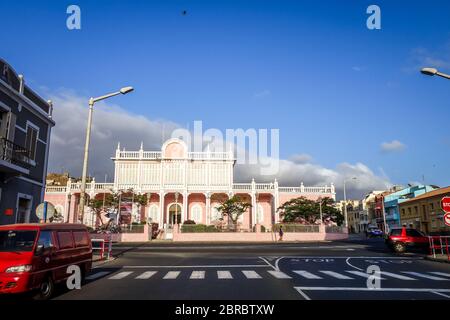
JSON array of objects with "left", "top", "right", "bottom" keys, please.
[
  {"left": 343, "top": 177, "right": 357, "bottom": 229},
  {"left": 420, "top": 67, "right": 450, "bottom": 80},
  {"left": 78, "top": 87, "right": 134, "bottom": 223}
]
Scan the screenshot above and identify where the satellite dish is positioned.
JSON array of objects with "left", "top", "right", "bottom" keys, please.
[{"left": 36, "top": 202, "right": 55, "bottom": 222}]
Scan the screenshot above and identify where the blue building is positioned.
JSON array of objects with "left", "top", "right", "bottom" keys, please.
[{"left": 383, "top": 185, "right": 438, "bottom": 231}]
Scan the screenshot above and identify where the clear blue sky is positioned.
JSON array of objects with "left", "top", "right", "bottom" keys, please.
[{"left": 1, "top": 0, "right": 450, "bottom": 187}]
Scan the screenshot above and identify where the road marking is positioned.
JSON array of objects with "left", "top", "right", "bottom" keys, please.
[
  {"left": 432, "top": 291, "right": 450, "bottom": 299},
  {"left": 294, "top": 288, "right": 312, "bottom": 300},
  {"left": 345, "top": 258, "right": 364, "bottom": 271},
  {"left": 259, "top": 257, "right": 277, "bottom": 270},
  {"left": 109, "top": 271, "right": 133, "bottom": 280},
  {"left": 346, "top": 271, "right": 385, "bottom": 280},
  {"left": 401, "top": 272, "right": 449, "bottom": 281},
  {"left": 268, "top": 270, "right": 292, "bottom": 279},
  {"left": 217, "top": 271, "right": 233, "bottom": 279},
  {"left": 294, "top": 286, "right": 450, "bottom": 293},
  {"left": 293, "top": 270, "right": 323, "bottom": 279},
  {"left": 135, "top": 271, "right": 157, "bottom": 280},
  {"left": 430, "top": 272, "right": 450, "bottom": 278},
  {"left": 242, "top": 270, "right": 262, "bottom": 279},
  {"left": 85, "top": 271, "right": 110, "bottom": 280},
  {"left": 319, "top": 271, "right": 354, "bottom": 280},
  {"left": 122, "top": 265, "right": 268, "bottom": 269},
  {"left": 379, "top": 271, "right": 417, "bottom": 281},
  {"left": 163, "top": 271, "right": 181, "bottom": 280},
  {"left": 190, "top": 271, "right": 205, "bottom": 279}
]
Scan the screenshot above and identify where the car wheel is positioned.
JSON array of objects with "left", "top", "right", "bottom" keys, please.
[
  {"left": 393, "top": 242, "right": 406, "bottom": 253},
  {"left": 33, "top": 276, "right": 55, "bottom": 300}
]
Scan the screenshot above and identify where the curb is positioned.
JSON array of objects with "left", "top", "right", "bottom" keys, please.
[{"left": 424, "top": 256, "right": 450, "bottom": 264}]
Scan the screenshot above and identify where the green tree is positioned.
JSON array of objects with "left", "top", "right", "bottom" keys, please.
[
  {"left": 277, "top": 196, "right": 344, "bottom": 226},
  {"left": 216, "top": 195, "right": 252, "bottom": 231},
  {"left": 88, "top": 190, "right": 121, "bottom": 227}
]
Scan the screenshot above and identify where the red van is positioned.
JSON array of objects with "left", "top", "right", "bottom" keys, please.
[{"left": 0, "top": 223, "right": 92, "bottom": 300}]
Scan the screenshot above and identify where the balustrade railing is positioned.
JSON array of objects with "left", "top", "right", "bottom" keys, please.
[
  {"left": 0, "top": 137, "right": 31, "bottom": 168},
  {"left": 46, "top": 181, "right": 333, "bottom": 195}
]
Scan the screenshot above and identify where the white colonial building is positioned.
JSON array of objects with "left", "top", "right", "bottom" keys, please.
[{"left": 45, "top": 138, "right": 336, "bottom": 232}]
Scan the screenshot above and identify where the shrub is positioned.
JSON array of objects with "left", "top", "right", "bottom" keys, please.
[
  {"left": 181, "top": 224, "right": 219, "bottom": 233},
  {"left": 183, "top": 220, "right": 196, "bottom": 225}
]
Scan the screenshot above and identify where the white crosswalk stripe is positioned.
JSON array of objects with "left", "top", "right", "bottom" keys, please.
[
  {"left": 379, "top": 271, "right": 416, "bottom": 281},
  {"left": 242, "top": 270, "right": 262, "bottom": 279},
  {"left": 86, "top": 271, "right": 111, "bottom": 280},
  {"left": 401, "top": 272, "right": 449, "bottom": 281},
  {"left": 109, "top": 271, "right": 133, "bottom": 280},
  {"left": 135, "top": 271, "right": 157, "bottom": 280},
  {"left": 346, "top": 271, "right": 386, "bottom": 280},
  {"left": 99, "top": 269, "right": 449, "bottom": 282},
  {"left": 163, "top": 271, "right": 181, "bottom": 280},
  {"left": 319, "top": 271, "right": 354, "bottom": 280},
  {"left": 429, "top": 272, "right": 450, "bottom": 278},
  {"left": 293, "top": 270, "right": 323, "bottom": 279},
  {"left": 217, "top": 271, "right": 233, "bottom": 279},
  {"left": 268, "top": 271, "right": 292, "bottom": 279},
  {"left": 190, "top": 271, "right": 206, "bottom": 279}
]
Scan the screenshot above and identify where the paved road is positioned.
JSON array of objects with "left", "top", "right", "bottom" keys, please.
[{"left": 56, "top": 238, "right": 450, "bottom": 300}]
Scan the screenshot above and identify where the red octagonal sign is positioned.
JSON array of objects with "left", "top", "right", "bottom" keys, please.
[{"left": 442, "top": 197, "right": 450, "bottom": 214}]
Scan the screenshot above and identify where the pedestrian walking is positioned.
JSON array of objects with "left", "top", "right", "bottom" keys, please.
[{"left": 278, "top": 225, "right": 284, "bottom": 241}]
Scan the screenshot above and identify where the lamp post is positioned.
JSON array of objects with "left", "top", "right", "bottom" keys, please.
[
  {"left": 78, "top": 87, "right": 134, "bottom": 223},
  {"left": 420, "top": 67, "right": 450, "bottom": 80},
  {"left": 343, "top": 177, "right": 357, "bottom": 228}
]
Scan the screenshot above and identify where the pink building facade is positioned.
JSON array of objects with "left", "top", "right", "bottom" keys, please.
[{"left": 45, "top": 139, "right": 336, "bottom": 235}]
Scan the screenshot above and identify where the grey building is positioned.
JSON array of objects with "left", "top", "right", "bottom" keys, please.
[{"left": 0, "top": 58, "right": 55, "bottom": 225}]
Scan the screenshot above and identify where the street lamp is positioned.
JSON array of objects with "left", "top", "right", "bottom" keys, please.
[
  {"left": 420, "top": 67, "right": 450, "bottom": 80},
  {"left": 343, "top": 177, "right": 357, "bottom": 229},
  {"left": 78, "top": 87, "right": 134, "bottom": 222}
]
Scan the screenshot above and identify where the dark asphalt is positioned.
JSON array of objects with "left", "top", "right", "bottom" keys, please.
[{"left": 49, "top": 237, "right": 450, "bottom": 300}]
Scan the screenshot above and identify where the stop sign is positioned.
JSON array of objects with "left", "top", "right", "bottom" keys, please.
[
  {"left": 445, "top": 213, "right": 450, "bottom": 227},
  {"left": 441, "top": 197, "right": 450, "bottom": 214}
]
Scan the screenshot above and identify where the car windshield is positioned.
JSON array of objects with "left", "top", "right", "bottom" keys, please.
[
  {"left": 0, "top": 230, "right": 37, "bottom": 252},
  {"left": 390, "top": 229, "right": 402, "bottom": 236}
]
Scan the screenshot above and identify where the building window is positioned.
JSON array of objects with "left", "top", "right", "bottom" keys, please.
[
  {"left": 191, "top": 204, "right": 202, "bottom": 223},
  {"left": 25, "top": 124, "right": 38, "bottom": 161}
]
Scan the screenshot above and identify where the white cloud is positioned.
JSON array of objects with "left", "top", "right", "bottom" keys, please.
[
  {"left": 47, "top": 90, "right": 391, "bottom": 199},
  {"left": 48, "top": 90, "right": 179, "bottom": 179},
  {"left": 289, "top": 153, "right": 313, "bottom": 164},
  {"left": 380, "top": 140, "right": 406, "bottom": 153},
  {"left": 253, "top": 90, "right": 271, "bottom": 99},
  {"left": 405, "top": 45, "right": 450, "bottom": 73}
]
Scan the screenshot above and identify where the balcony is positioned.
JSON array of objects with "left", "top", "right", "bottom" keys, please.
[{"left": 0, "top": 137, "right": 31, "bottom": 175}]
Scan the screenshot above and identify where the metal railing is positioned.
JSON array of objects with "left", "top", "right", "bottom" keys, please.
[
  {"left": 0, "top": 137, "right": 31, "bottom": 167},
  {"left": 428, "top": 236, "right": 450, "bottom": 260}
]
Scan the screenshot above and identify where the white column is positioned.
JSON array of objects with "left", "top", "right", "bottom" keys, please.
[
  {"left": 183, "top": 192, "right": 188, "bottom": 222},
  {"left": 274, "top": 179, "right": 280, "bottom": 223},
  {"left": 137, "top": 142, "right": 143, "bottom": 192},
  {"left": 205, "top": 192, "right": 211, "bottom": 225},
  {"left": 159, "top": 191, "right": 164, "bottom": 226}
]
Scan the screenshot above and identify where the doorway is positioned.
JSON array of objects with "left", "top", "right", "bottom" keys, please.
[
  {"left": 16, "top": 195, "right": 32, "bottom": 223},
  {"left": 168, "top": 203, "right": 182, "bottom": 225}
]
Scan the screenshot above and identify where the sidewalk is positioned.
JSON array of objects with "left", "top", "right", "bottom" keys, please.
[{"left": 425, "top": 254, "right": 450, "bottom": 264}]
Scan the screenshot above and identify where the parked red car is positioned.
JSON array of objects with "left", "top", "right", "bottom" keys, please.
[
  {"left": 0, "top": 223, "right": 92, "bottom": 300},
  {"left": 385, "top": 227, "right": 429, "bottom": 253}
]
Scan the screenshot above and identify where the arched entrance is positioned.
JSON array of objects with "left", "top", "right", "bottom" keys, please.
[{"left": 167, "top": 203, "right": 182, "bottom": 225}]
